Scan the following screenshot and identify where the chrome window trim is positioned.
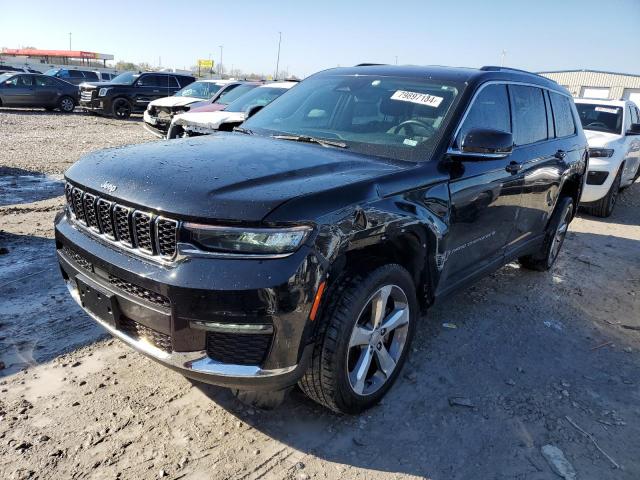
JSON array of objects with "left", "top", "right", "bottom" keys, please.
[{"left": 448, "top": 80, "right": 578, "bottom": 156}]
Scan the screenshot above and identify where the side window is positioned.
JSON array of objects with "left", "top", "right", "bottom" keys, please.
[
  {"left": 137, "top": 75, "right": 159, "bottom": 87},
  {"left": 549, "top": 92, "right": 576, "bottom": 138},
  {"left": 69, "top": 70, "right": 85, "bottom": 79},
  {"left": 167, "top": 76, "right": 180, "bottom": 88},
  {"left": 58, "top": 70, "right": 70, "bottom": 78},
  {"left": 457, "top": 84, "right": 511, "bottom": 145},
  {"left": 18, "top": 75, "right": 34, "bottom": 86},
  {"left": 510, "top": 85, "right": 548, "bottom": 145},
  {"left": 35, "top": 76, "right": 55, "bottom": 87},
  {"left": 628, "top": 105, "right": 638, "bottom": 125},
  {"left": 84, "top": 71, "right": 99, "bottom": 81}
]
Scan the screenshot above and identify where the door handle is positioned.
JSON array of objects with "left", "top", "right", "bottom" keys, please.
[
  {"left": 505, "top": 161, "right": 522, "bottom": 174},
  {"left": 153, "top": 90, "right": 160, "bottom": 93},
  {"left": 555, "top": 150, "right": 567, "bottom": 160}
]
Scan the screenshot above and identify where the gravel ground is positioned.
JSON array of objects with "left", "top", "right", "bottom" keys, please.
[{"left": 0, "top": 110, "right": 639, "bottom": 480}]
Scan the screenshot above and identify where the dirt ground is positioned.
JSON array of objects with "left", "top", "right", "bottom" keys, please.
[{"left": 1, "top": 108, "right": 639, "bottom": 480}]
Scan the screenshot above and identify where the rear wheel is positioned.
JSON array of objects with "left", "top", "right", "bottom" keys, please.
[
  {"left": 58, "top": 96, "right": 75, "bottom": 113},
  {"left": 112, "top": 98, "right": 132, "bottom": 119},
  {"left": 584, "top": 166, "right": 622, "bottom": 217},
  {"left": 519, "top": 196, "right": 573, "bottom": 271},
  {"left": 299, "top": 264, "right": 417, "bottom": 413}
]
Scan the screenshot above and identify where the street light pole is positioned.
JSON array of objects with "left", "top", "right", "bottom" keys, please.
[
  {"left": 68, "top": 32, "right": 72, "bottom": 50},
  {"left": 275, "top": 32, "right": 282, "bottom": 80},
  {"left": 219, "top": 45, "right": 223, "bottom": 77}
]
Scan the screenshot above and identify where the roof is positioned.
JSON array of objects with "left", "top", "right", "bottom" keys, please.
[
  {"left": 261, "top": 81, "right": 298, "bottom": 89},
  {"left": 538, "top": 69, "right": 640, "bottom": 78},
  {"left": 312, "top": 64, "right": 563, "bottom": 92},
  {"left": 2, "top": 48, "right": 114, "bottom": 61}
]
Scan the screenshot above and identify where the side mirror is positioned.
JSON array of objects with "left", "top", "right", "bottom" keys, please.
[
  {"left": 626, "top": 123, "right": 640, "bottom": 136},
  {"left": 245, "top": 104, "right": 264, "bottom": 118},
  {"left": 459, "top": 128, "right": 513, "bottom": 158}
]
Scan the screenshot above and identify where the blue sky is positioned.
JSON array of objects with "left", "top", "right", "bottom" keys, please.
[{"left": 1, "top": 0, "right": 639, "bottom": 76}]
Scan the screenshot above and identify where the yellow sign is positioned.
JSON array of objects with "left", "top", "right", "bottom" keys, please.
[{"left": 197, "top": 59, "right": 214, "bottom": 68}]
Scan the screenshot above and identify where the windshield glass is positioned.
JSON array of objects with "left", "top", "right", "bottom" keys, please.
[
  {"left": 0, "top": 73, "right": 14, "bottom": 82},
  {"left": 175, "top": 81, "right": 223, "bottom": 99},
  {"left": 576, "top": 103, "right": 623, "bottom": 135},
  {"left": 44, "top": 69, "right": 59, "bottom": 76},
  {"left": 243, "top": 75, "right": 460, "bottom": 161},
  {"left": 216, "top": 84, "right": 259, "bottom": 105},
  {"left": 226, "top": 86, "right": 288, "bottom": 113},
  {"left": 109, "top": 71, "right": 139, "bottom": 85}
]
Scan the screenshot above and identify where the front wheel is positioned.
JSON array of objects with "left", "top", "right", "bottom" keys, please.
[
  {"left": 519, "top": 196, "right": 574, "bottom": 271},
  {"left": 299, "top": 264, "right": 418, "bottom": 414},
  {"left": 584, "top": 167, "right": 622, "bottom": 218},
  {"left": 112, "top": 98, "right": 132, "bottom": 119}
]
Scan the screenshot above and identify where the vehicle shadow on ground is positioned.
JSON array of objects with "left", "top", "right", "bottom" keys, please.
[
  {"left": 577, "top": 180, "right": 640, "bottom": 227},
  {"left": 0, "top": 231, "right": 106, "bottom": 377},
  {"left": 191, "top": 229, "right": 640, "bottom": 479},
  {"left": 0, "top": 166, "right": 64, "bottom": 206},
  {"left": 0, "top": 107, "right": 143, "bottom": 122}
]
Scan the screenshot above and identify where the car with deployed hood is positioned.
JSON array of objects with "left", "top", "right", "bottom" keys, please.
[
  {"left": 0, "top": 72, "right": 79, "bottom": 112},
  {"left": 55, "top": 64, "right": 587, "bottom": 413},
  {"left": 166, "top": 81, "right": 297, "bottom": 138},
  {"left": 79, "top": 71, "right": 196, "bottom": 119},
  {"left": 574, "top": 99, "right": 640, "bottom": 216},
  {"left": 143, "top": 80, "right": 234, "bottom": 137}
]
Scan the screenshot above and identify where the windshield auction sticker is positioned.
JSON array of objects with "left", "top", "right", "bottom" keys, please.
[
  {"left": 594, "top": 106, "right": 619, "bottom": 115},
  {"left": 391, "top": 90, "right": 444, "bottom": 108}
]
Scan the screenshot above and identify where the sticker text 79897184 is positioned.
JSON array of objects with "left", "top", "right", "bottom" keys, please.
[{"left": 391, "top": 90, "right": 444, "bottom": 108}]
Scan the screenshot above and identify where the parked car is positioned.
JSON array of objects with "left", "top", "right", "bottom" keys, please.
[
  {"left": 55, "top": 65, "right": 587, "bottom": 413},
  {"left": 79, "top": 71, "right": 196, "bottom": 119},
  {"left": 575, "top": 99, "right": 640, "bottom": 216},
  {"left": 0, "top": 65, "right": 41, "bottom": 74},
  {"left": 185, "top": 81, "right": 263, "bottom": 111},
  {"left": 0, "top": 72, "right": 79, "bottom": 112},
  {"left": 166, "top": 82, "right": 297, "bottom": 138},
  {"left": 143, "top": 80, "right": 235, "bottom": 137},
  {"left": 44, "top": 68, "right": 101, "bottom": 85}
]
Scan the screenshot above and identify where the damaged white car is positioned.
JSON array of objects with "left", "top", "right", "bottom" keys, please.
[{"left": 166, "top": 82, "right": 297, "bottom": 139}]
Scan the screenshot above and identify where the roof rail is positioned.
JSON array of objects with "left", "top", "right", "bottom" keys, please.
[
  {"left": 354, "top": 63, "right": 387, "bottom": 67},
  {"left": 480, "top": 65, "right": 558, "bottom": 83}
]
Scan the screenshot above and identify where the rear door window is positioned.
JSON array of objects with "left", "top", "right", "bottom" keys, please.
[
  {"left": 167, "top": 76, "right": 180, "bottom": 88},
  {"left": 35, "top": 76, "right": 55, "bottom": 87},
  {"left": 84, "top": 71, "right": 99, "bottom": 81},
  {"left": 510, "top": 85, "right": 548, "bottom": 145},
  {"left": 69, "top": 70, "right": 85, "bottom": 79},
  {"left": 549, "top": 92, "right": 577, "bottom": 138},
  {"left": 457, "top": 83, "right": 511, "bottom": 146}
]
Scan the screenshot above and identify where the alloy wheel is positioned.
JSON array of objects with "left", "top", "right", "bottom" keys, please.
[
  {"left": 347, "top": 284, "right": 411, "bottom": 396},
  {"left": 548, "top": 204, "right": 572, "bottom": 265},
  {"left": 114, "top": 100, "right": 131, "bottom": 119},
  {"left": 60, "top": 98, "right": 74, "bottom": 112}
]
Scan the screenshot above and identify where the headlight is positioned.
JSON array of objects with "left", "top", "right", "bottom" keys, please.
[
  {"left": 589, "top": 148, "right": 614, "bottom": 158},
  {"left": 184, "top": 224, "right": 312, "bottom": 255},
  {"left": 98, "top": 88, "right": 111, "bottom": 97}
]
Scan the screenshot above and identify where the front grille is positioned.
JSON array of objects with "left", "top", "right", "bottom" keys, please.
[
  {"left": 65, "top": 182, "right": 179, "bottom": 260},
  {"left": 108, "top": 275, "right": 171, "bottom": 308},
  {"left": 80, "top": 89, "right": 95, "bottom": 102},
  {"left": 119, "top": 316, "right": 172, "bottom": 353},
  {"left": 62, "top": 245, "right": 93, "bottom": 272},
  {"left": 206, "top": 331, "right": 272, "bottom": 366}
]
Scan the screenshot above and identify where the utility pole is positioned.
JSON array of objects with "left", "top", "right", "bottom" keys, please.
[
  {"left": 500, "top": 49, "right": 507, "bottom": 67},
  {"left": 68, "top": 32, "right": 72, "bottom": 50},
  {"left": 275, "top": 32, "right": 282, "bottom": 80},
  {"left": 219, "top": 45, "right": 223, "bottom": 77},
  {"left": 395, "top": 56, "right": 398, "bottom": 65}
]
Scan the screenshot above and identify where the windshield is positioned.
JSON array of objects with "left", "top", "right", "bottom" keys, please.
[
  {"left": 109, "top": 71, "right": 139, "bottom": 85},
  {"left": 225, "top": 86, "right": 288, "bottom": 113},
  {"left": 576, "top": 103, "right": 623, "bottom": 135},
  {"left": 175, "top": 81, "right": 223, "bottom": 99},
  {"left": 44, "top": 69, "right": 59, "bottom": 76},
  {"left": 243, "top": 75, "right": 460, "bottom": 161},
  {"left": 216, "top": 84, "right": 259, "bottom": 105},
  {"left": 0, "top": 73, "right": 13, "bottom": 82}
]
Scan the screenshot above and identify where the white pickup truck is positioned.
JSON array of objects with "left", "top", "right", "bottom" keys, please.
[{"left": 575, "top": 99, "right": 640, "bottom": 217}]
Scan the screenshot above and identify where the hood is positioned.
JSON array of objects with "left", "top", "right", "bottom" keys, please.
[
  {"left": 65, "top": 133, "right": 405, "bottom": 222},
  {"left": 80, "top": 81, "right": 113, "bottom": 89},
  {"left": 584, "top": 129, "right": 620, "bottom": 147},
  {"left": 172, "top": 111, "right": 245, "bottom": 130},
  {"left": 149, "top": 96, "right": 202, "bottom": 108},
  {"left": 188, "top": 102, "right": 227, "bottom": 113}
]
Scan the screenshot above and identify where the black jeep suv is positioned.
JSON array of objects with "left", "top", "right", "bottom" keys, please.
[
  {"left": 56, "top": 65, "right": 587, "bottom": 413},
  {"left": 79, "top": 71, "right": 195, "bottom": 119}
]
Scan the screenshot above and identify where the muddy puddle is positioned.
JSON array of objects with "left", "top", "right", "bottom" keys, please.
[{"left": 0, "top": 173, "right": 64, "bottom": 206}]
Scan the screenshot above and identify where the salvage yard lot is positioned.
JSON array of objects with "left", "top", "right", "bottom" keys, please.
[{"left": 1, "top": 109, "right": 639, "bottom": 479}]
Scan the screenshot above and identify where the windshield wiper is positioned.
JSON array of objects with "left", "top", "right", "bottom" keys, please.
[
  {"left": 233, "top": 126, "right": 254, "bottom": 135},
  {"left": 271, "top": 134, "right": 348, "bottom": 149}
]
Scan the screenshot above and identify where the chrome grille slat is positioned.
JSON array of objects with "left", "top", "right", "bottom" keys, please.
[{"left": 64, "top": 182, "right": 178, "bottom": 260}]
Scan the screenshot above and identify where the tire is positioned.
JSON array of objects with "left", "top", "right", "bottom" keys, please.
[
  {"left": 299, "top": 264, "right": 418, "bottom": 414},
  {"left": 584, "top": 166, "right": 622, "bottom": 218},
  {"left": 58, "top": 96, "right": 75, "bottom": 113},
  {"left": 519, "top": 196, "right": 574, "bottom": 271},
  {"left": 112, "top": 98, "right": 132, "bottom": 119}
]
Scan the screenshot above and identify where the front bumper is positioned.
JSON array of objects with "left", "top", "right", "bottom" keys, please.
[
  {"left": 143, "top": 110, "right": 170, "bottom": 138},
  {"left": 580, "top": 156, "right": 621, "bottom": 203},
  {"left": 55, "top": 212, "right": 322, "bottom": 390},
  {"left": 80, "top": 97, "right": 110, "bottom": 115}
]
